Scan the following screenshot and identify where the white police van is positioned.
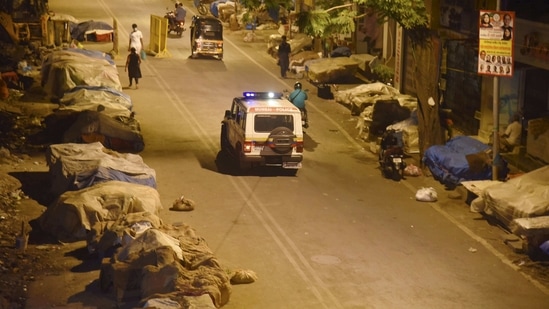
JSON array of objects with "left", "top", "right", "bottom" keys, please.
[{"left": 221, "top": 92, "right": 304, "bottom": 172}]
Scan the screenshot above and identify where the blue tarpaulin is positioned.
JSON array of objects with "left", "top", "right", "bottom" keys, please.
[{"left": 423, "top": 135, "right": 508, "bottom": 188}]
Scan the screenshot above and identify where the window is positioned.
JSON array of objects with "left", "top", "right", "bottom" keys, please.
[{"left": 254, "top": 115, "right": 294, "bottom": 132}]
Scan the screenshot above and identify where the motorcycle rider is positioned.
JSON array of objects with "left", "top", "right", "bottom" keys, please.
[
  {"left": 168, "top": 2, "right": 186, "bottom": 32},
  {"left": 288, "top": 82, "right": 309, "bottom": 128},
  {"left": 175, "top": 2, "right": 187, "bottom": 27}
]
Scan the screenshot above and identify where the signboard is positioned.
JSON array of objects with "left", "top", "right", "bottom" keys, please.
[
  {"left": 513, "top": 18, "right": 549, "bottom": 71},
  {"left": 478, "top": 10, "right": 515, "bottom": 77}
]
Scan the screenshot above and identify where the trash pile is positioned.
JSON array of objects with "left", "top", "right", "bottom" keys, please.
[
  {"left": 34, "top": 142, "right": 236, "bottom": 306},
  {"left": 470, "top": 165, "right": 549, "bottom": 259},
  {"left": 0, "top": 34, "right": 256, "bottom": 307}
]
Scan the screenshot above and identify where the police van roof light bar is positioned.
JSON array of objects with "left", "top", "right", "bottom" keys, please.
[{"left": 243, "top": 92, "right": 283, "bottom": 99}]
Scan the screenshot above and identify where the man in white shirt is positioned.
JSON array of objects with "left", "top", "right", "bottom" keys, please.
[
  {"left": 128, "top": 23, "right": 144, "bottom": 53},
  {"left": 499, "top": 113, "right": 522, "bottom": 152}
]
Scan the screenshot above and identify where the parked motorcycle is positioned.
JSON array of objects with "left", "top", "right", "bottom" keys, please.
[
  {"left": 165, "top": 10, "right": 185, "bottom": 36},
  {"left": 379, "top": 130, "right": 406, "bottom": 181},
  {"left": 195, "top": 0, "right": 214, "bottom": 15}
]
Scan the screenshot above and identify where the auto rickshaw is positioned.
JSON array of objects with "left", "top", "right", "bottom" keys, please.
[{"left": 189, "top": 15, "right": 223, "bottom": 60}]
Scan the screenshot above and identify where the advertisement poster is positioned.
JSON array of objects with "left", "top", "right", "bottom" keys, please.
[{"left": 478, "top": 10, "right": 515, "bottom": 76}]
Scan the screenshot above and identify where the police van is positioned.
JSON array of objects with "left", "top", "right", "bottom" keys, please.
[{"left": 221, "top": 92, "right": 304, "bottom": 172}]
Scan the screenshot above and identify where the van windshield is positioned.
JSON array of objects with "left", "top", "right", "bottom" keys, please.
[{"left": 254, "top": 115, "right": 294, "bottom": 132}]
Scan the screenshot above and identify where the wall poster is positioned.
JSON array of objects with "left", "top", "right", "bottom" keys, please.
[{"left": 478, "top": 10, "right": 515, "bottom": 77}]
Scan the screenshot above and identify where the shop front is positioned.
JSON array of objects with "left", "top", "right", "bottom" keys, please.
[{"left": 478, "top": 18, "right": 549, "bottom": 163}]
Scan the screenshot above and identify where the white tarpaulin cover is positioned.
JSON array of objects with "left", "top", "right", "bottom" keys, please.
[
  {"left": 41, "top": 48, "right": 121, "bottom": 100},
  {"left": 471, "top": 165, "right": 549, "bottom": 227},
  {"left": 334, "top": 82, "right": 417, "bottom": 114},
  {"left": 38, "top": 180, "right": 162, "bottom": 242},
  {"left": 268, "top": 33, "right": 313, "bottom": 57},
  {"left": 100, "top": 224, "right": 231, "bottom": 307},
  {"left": 46, "top": 142, "right": 156, "bottom": 196},
  {"left": 305, "top": 57, "right": 362, "bottom": 84},
  {"left": 58, "top": 86, "right": 133, "bottom": 118},
  {"left": 61, "top": 110, "right": 144, "bottom": 153}
]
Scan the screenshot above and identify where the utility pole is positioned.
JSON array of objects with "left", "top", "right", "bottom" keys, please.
[{"left": 492, "top": 0, "right": 501, "bottom": 180}]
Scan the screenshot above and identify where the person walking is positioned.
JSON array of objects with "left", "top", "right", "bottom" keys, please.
[
  {"left": 125, "top": 47, "right": 142, "bottom": 89},
  {"left": 128, "top": 23, "right": 144, "bottom": 54},
  {"left": 277, "top": 35, "right": 291, "bottom": 78},
  {"left": 359, "top": 8, "right": 380, "bottom": 54},
  {"left": 288, "top": 82, "right": 308, "bottom": 128}
]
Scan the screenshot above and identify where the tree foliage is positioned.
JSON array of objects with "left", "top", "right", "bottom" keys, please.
[
  {"left": 296, "top": 0, "right": 444, "bottom": 157},
  {"left": 294, "top": 0, "right": 431, "bottom": 45},
  {"left": 356, "top": 0, "right": 428, "bottom": 30},
  {"left": 295, "top": 0, "right": 354, "bottom": 38},
  {"left": 239, "top": 0, "right": 294, "bottom": 25}
]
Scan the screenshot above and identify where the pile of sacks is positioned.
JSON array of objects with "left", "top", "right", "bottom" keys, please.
[{"left": 37, "top": 142, "right": 241, "bottom": 307}]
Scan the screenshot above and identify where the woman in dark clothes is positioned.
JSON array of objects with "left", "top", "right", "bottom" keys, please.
[{"left": 125, "top": 47, "right": 142, "bottom": 89}]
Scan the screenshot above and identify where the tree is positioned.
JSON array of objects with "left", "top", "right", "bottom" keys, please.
[
  {"left": 297, "top": 0, "right": 444, "bottom": 160},
  {"left": 239, "top": 0, "right": 294, "bottom": 31},
  {"left": 294, "top": 0, "right": 357, "bottom": 55},
  {"left": 359, "top": 0, "right": 445, "bottom": 159}
]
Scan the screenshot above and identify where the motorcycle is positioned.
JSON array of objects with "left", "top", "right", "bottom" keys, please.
[
  {"left": 165, "top": 10, "right": 185, "bottom": 36},
  {"left": 379, "top": 130, "right": 406, "bottom": 181},
  {"left": 195, "top": 0, "right": 214, "bottom": 15}
]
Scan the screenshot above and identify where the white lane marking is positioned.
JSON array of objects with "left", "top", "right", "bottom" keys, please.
[{"left": 105, "top": 0, "right": 549, "bottom": 299}]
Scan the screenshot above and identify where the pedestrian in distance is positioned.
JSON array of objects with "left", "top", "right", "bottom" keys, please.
[
  {"left": 125, "top": 47, "right": 142, "bottom": 89},
  {"left": 128, "top": 23, "right": 144, "bottom": 54},
  {"left": 277, "top": 35, "right": 291, "bottom": 78}
]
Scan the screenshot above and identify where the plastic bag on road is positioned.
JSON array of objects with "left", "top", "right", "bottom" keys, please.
[{"left": 416, "top": 187, "right": 438, "bottom": 202}]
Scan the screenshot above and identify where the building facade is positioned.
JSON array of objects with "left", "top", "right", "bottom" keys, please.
[{"left": 397, "top": 0, "right": 549, "bottom": 163}]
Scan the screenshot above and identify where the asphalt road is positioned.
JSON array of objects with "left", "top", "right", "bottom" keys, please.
[{"left": 25, "top": 1, "right": 549, "bottom": 308}]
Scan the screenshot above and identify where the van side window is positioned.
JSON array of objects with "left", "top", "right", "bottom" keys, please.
[
  {"left": 240, "top": 113, "right": 246, "bottom": 130},
  {"left": 236, "top": 106, "right": 243, "bottom": 124},
  {"left": 231, "top": 101, "right": 239, "bottom": 117}
]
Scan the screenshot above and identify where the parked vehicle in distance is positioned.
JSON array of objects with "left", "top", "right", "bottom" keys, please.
[
  {"left": 220, "top": 91, "right": 304, "bottom": 174},
  {"left": 379, "top": 129, "right": 406, "bottom": 181},
  {"left": 195, "top": 0, "right": 214, "bottom": 15},
  {"left": 189, "top": 15, "right": 223, "bottom": 60}
]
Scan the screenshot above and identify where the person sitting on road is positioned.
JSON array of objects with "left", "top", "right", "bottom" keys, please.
[{"left": 288, "top": 82, "right": 309, "bottom": 128}]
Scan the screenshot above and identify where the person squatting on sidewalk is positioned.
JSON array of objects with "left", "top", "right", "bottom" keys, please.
[{"left": 125, "top": 47, "right": 142, "bottom": 89}]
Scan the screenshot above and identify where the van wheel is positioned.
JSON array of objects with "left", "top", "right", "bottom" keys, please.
[
  {"left": 268, "top": 127, "right": 295, "bottom": 154},
  {"left": 220, "top": 125, "right": 229, "bottom": 151},
  {"left": 234, "top": 144, "right": 246, "bottom": 171}
]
